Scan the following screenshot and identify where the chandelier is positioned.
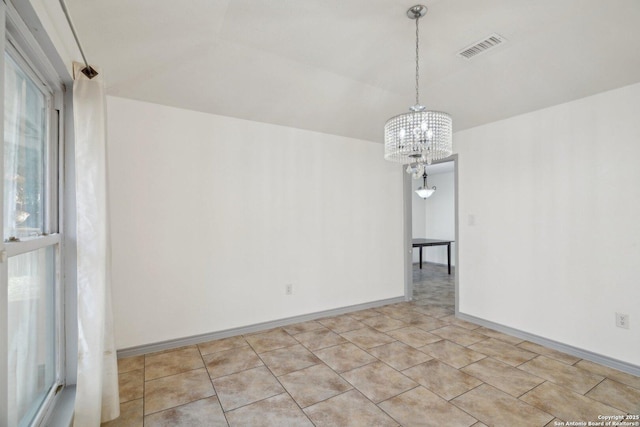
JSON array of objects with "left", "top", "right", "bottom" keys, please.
[
  {"left": 384, "top": 5, "right": 452, "bottom": 176},
  {"left": 415, "top": 172, "right": 436, "bottom": 198}
]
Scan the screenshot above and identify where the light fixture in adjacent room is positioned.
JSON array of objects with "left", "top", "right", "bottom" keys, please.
[
  {"left": 415, "top": 171, "right": 436, "bottom": 198},
  {"left": 384, "top": 5, "right": 452, "bottom": 174}
]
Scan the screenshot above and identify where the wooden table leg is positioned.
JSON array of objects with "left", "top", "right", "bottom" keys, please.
[
  {"left": 447, "top": 243, "right": 451, "bottom": 274},
  {"left": 419, "top": 247, "right": 423, "bottom": 269}
]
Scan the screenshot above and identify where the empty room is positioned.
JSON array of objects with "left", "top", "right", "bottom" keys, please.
[{"left": 2, "top": 0, "right": 639, "bottom": 426}]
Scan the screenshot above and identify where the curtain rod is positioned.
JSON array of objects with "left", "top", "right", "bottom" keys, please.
[{"left": 58, "top": 0, "right": 98, "bottom": 79}]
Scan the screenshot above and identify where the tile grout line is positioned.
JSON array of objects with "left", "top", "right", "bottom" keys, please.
[
  {"left": 258, "top": 323, "right": 422, "bottom": 421},
  {"left": 336, "top": 322, "right": 462, "bottom": 416},
  {"left": 514, "top": 380, "right": 560, "bottom": 419},
  {"left": 445, "top": 381, "right": 485, "bottom": 425},
  {"left": 241, "top": 328, "right": 323, "bottom": 424},
  {"left": 375, "top": 384, "right": 424, "bottom": 426},
  {"left": 109, "top": 263, "right": 639, "bottom": 426},
  {"left": 195, "top": 343, "right": 230, "bottom": 426},
  {"left": 331, "top": 349, "right": 415, "bottom": 421},
  {"left": 580, "top": 377, "right": 635, "bottom": 414}
]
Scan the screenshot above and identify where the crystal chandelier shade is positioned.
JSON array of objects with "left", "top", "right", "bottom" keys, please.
[
  {"left": 384, "top": 5, "right": 452, "bottom": 170},
  {"left": 384, "top": 110, "right": 452, "bottom": 165}
]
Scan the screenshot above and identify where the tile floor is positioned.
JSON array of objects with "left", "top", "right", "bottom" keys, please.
[{"left": 104, "top": 263, "right": 640, "bottom": 426}]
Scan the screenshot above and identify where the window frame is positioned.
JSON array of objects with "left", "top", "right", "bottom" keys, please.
[
  {"left": 4, "top": 41, "right": 55, "bottom": 240},
  {"left": 1, "top": 2, "right": 67, "bottom": 425}
]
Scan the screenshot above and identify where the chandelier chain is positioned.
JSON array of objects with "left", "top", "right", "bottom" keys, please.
[
  {"left": 415, "top": 14, "right": 420, "bottom": 106},
  {"left": 383, "top": 5, "right": 452, "bottom": 169}
]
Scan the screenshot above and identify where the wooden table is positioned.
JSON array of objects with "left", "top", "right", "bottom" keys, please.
[{"left": 412, "top": 239, "right": 454, "bottom": 274}]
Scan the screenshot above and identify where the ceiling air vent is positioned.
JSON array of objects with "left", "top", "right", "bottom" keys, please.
[{"left": 457, "top": 33, "right": 507, "bottom": 60}]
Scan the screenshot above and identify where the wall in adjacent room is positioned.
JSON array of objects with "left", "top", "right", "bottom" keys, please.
[
  {"left": 411, "top": 170, "right": 456, "bottom": 266},
  {"left": 455, "top": 82, "right": 640, "bottom": 366},
  {"left": 411, "top": 177, "right": 426, "bottom": 264},
  {"left": 106, "top": 96, "right": 405, "bottom": 349}
]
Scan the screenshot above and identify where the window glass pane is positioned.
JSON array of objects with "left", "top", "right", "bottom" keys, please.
[
  {"left": 7, "top": 246, "right": 56, "bottom": 426},
  {"left": 4, "top": 52, "right": 47, "bottom": 240}
]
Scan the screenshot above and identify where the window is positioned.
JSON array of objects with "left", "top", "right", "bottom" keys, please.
[
  {"left": 7, "top": 247, "right": 56, "bottom": 426},
  {"left": 4, "top": 52, "right": 47, "bottom": 241},
  {"left": 2, "top": 5, "right": 65, "bottom": 426}
]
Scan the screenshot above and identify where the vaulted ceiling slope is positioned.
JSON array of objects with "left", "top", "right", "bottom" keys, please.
[{"left": 64, "top": 0, "right": 640, "bottom": 143}]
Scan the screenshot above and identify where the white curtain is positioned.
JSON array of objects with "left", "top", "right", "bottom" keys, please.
[{"left": 72, "top": 62, "right": 120, "bottom": 425}]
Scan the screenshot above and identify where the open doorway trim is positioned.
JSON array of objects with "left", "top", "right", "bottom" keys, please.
[{"left": 403, "top": 154, "right": 459, "bottom": 315}]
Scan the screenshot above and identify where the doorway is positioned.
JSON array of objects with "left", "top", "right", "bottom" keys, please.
[{"left": 404, "top": 157, "right": 458, "bottom": 315}]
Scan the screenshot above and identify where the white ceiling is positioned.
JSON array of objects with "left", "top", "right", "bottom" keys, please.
[{"left": 65, "top": 0, "right": 640, "bottom": 143}]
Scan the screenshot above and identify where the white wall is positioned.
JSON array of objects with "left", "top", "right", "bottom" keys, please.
[
  {"left": 106, "top": 96, "right": 405, "bottom": 349},
  {"left": 411, "top": 171, "right": 456, "bottom": 266},
  {"left": 455, "top": 82, "right": 640, "bottom": 366}
]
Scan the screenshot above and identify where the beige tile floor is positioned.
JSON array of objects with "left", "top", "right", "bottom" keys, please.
[{"left": 104, "top": 264, "right": 640, "bottom": 426}]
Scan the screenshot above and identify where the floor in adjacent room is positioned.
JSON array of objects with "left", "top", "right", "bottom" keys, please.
[{"left": 104, "top": 263, "right": 640, "bottom": 426}]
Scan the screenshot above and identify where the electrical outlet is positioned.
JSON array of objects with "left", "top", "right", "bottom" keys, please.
[
  {"left": 616, "top": 313, "right": 629, "bottom": 329},
  {"left": 285, "top": 284, "right": 293, "bottom": 295}
]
